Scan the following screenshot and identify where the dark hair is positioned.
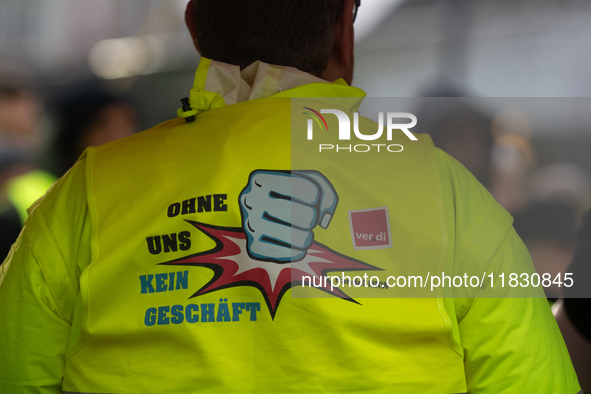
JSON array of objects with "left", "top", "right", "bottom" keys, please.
[{"left": 192, "top": 0, "right": 343, "bottom": 76}]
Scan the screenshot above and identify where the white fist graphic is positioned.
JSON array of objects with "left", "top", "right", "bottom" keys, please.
[{"left": 239, "top": 170, "right": 338, "bottom": 263}]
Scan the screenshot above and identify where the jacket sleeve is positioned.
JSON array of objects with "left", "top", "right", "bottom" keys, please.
[
  {"left": 0, "top": 157, "right": 91, "bottom": 394},
  {"left": 432, "top": 147, "right": 580, "bottom": 393},
  {"left": 458, "top": 227, "right": 581, "bottom": 393}
]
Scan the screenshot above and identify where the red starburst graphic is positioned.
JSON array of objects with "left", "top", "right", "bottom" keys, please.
[{"left": 160, "top": 220, "right": 382, "bottom": 318}]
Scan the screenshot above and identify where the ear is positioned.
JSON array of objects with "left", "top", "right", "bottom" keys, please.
[
  {"left": 322, "top": 0, "right": 355, "bottom": 83},
  {"left": 334, "top": 0, "right": 355, "bottom": 68},
  {"left": 185, "top": 0, "right": 200, "bottom": 53}
]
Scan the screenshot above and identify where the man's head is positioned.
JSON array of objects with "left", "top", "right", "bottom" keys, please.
[{"left": 185, "top": 0, "right": 356, "bottom": 84}]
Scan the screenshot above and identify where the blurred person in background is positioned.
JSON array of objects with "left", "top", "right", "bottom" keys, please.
[
  {"left": 44, "top": 88, "right": 139, "bottom": 177},
  {"left": 554, "top": 209, "right": 591, "bottom": 393},
  {"left": 428, "top": 107, "right": 493, "bottom": 188},
  {"left": 0, "top": 81, "right": 43, "bottom": 155},
  {"left": 0, "top": 150, "right": 31, "bottom": 259},
  {"left": 414, "top": 92, "right": 494, "bottom": 189},
  {"left": 0, "top": 77, "right": 56, "bottom": 261},
  {"left": 489, "top": 110, "right": 537, "bottom": 214},
  {"left": 0, "top": 86, "right": 139, "bottom": 261},
  {"left": 513, "top": 163, "right": 591, "bottom": 300}
]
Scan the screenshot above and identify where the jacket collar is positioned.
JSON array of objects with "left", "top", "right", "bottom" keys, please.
[{"left": 184, "top": 57, "right": 366, "bottom": 116}]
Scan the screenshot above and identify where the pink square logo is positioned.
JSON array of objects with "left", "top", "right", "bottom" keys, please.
[{"left": 348, "top": 207, "right": 392, "bottom": 250}]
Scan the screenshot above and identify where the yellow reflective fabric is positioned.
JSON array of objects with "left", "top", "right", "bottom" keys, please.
[
  {"left": 0, "top": 58, "right": 580, "bottom": 394},
  {"left": 57, "top": 104, "right": 466, "bottom": 393},
  {"left": 187, "top": 58, "right": 229, "bottom": 115}
]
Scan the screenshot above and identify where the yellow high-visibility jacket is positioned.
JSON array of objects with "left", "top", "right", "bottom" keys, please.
[{"left": 0, "top": 58, "right": 580, "bottom": 394}]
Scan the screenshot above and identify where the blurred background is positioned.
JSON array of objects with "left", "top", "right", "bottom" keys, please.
[{"left": 1, "top": 0, "right": 590, "bottom": 291}]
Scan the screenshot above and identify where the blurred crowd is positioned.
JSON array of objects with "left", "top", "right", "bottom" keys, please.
[{"left": 0, "top": 69, "right": 138, "bottom": 259}]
